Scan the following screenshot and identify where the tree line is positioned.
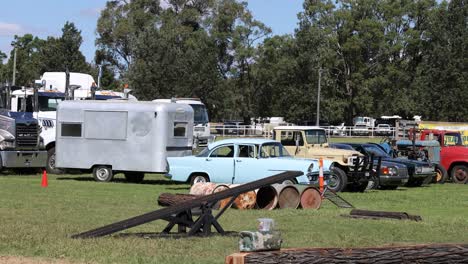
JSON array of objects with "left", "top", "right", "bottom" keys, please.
[{"left": 0, "top": 0, "right": 466, "bottom": 124}]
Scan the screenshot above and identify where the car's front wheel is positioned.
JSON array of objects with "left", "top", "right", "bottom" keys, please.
[
  {"left": 327, "top": 167, "right": 348, "bottom": 192},
  {"left": 190, "top": 174, "right": 210, "bottom": 186}
]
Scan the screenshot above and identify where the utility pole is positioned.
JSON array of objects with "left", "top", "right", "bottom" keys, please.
[
  {"left": 97, "top": 64, "right": 103, "bottom": 88},
  {"left": 12, "top": 47, "right": 17, "bottom": 86},
  {"left": 315, "top": 67, "right": 322, "bottom": 126}
]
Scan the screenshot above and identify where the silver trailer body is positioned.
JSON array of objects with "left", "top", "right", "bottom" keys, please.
[{"left": 56, "top": 101, "right": 193, "bottom": 175}]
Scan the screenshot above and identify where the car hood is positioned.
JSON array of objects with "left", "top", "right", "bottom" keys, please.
[
  {"left": 310, "top": 147, "right": 363, "bottom": 157},
  {"left": 382, "top": 157, "right": 432, "bottom": 168}
]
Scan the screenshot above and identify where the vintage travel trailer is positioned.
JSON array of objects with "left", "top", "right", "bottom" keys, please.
[{"left": 55, "top": 100, "right": 194, "bottom": 182}]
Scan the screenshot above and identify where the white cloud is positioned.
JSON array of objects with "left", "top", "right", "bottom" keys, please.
[
  {"left": 80, "top": 7, "right": 103, "bottom": 18},
  {"left": 0, "top": 22, "right": 25, "bottom": 37}
]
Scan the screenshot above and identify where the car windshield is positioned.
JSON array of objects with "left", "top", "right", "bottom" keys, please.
[
  {"left": 362, "top": 145, "right": 390, "bottom": 158},
  {"left": 259, "top": 142, "right": 291, "bottom": 158},
  {"left": 304, "top": 129, "right": 327, "bottom": 144},
  {"left": 444, "top": 133, "right": 464, "bottom": 146}
]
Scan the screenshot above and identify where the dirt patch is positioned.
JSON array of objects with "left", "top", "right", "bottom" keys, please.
[{"left": 0, "top": 256, "right": 84, "bottom": 264}]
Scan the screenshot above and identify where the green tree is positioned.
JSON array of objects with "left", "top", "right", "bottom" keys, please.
[
  {"left": 40, "top": 22, "right": 90, "bottom": 73},
  {"left": 96, "top": 0, "right": 162, "bottom": 76},
  {"left": 4, "top": 34, "right": 44, "bottom": 86}
]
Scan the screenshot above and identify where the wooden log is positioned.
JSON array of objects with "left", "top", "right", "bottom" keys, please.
[
  {"left": 157, "top": 193, "right": 199, "bottom": 207},
  {"left": 225, "top": 244, "right": 468, "bottom": 264},
  {"left": 349, "top": 209, "right": 422, "bottom": 221}
]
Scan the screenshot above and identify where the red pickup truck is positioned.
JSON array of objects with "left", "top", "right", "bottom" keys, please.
[{"left": 418, "top": 129, "right": 467, "bottom": 184}]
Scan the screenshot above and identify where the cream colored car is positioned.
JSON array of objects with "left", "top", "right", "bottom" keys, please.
[{"left": 273, "top": 126, "right": 373, "bottom": 192}]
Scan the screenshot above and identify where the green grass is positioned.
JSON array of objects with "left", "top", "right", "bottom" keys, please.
[{"left": 1, "top": 173, "right": 467, "bottom": 264}]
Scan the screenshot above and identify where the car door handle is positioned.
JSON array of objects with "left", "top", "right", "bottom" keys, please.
[
  {"left": 206, "top": 158, "right": 212, "bottom": 161},
  {"left": 236, "top": 159, "right": 242, "bottom": 162}
]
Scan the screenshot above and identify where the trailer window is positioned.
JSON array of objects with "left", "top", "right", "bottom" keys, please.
[
  {"left": 174, "top": 122, "right": 187, "bottom": 137},
  {"left": 61, "top": 123, "right": 82, "bottom": 137}
]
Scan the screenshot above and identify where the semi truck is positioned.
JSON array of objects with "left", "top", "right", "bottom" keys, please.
[{"left": 0, "top": 85, "right": 47, "bottom": 171}]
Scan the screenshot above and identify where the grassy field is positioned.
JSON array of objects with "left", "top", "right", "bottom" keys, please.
[{"left": 0, "top": 173, "right": 467, "bottom": 264}]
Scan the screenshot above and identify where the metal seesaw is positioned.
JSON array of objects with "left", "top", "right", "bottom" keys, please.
[{"left": 71, "top": 170, "right": 303, "bottom": 239}]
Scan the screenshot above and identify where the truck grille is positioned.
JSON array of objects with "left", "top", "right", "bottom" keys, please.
[{"left": 16, "top": 123, "right": 38, "bottom": 148}]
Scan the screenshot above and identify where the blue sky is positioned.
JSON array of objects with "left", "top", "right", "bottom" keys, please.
[{"left": 0, "top": 0, "right": 303, "bottom": 63}]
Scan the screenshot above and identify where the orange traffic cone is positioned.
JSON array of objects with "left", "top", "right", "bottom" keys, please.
[{"left": 41, "top": 170, "right": 48, "bottom": 187}]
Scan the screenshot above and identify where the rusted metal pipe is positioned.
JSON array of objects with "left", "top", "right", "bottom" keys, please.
[
  {"left": 228, "top": 184, "right": 257, "bottom": 209},
  {"left": 255, "top": 185, "right": 279, "bottom": 210},
  {"left": 297, "top": 186, "right": 322, "bottom": 209},
  {"left": 273, "top": 184, "right": 300, "bottom": 209}
]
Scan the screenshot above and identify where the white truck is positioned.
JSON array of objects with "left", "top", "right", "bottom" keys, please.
[
  {"left": 55, "top": 100, "right": 194, "bottom": 182},
  {"left": 153, "top": 98, "right": 212, "bottom": 146},
  {"left": 8, "top": 72, "right": 134, "bottom": 173}
]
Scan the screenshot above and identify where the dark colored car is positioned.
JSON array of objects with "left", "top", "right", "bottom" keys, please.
[
  {"left": 330, "top": 143, "right": 409, "bottom": 189},
  {"left": 346, "top": 143, "right": 435, "bottom": 187}
]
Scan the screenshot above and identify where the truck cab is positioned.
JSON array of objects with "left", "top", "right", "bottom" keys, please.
[
  {"left": 419, "top": 129, "right": 467, "bottom": 183},
  {"left": 273, "top": 126, "right": 375, "bottom": 192},
  {"left": 0, "top": 86, "right": 47, "bottom": 171}
]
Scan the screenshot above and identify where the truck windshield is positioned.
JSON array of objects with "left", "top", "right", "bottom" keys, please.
[
  {"left": 259, "top": 143, "right": 291, "bottom": 158},
  {"left": 444, "top": 133, "right": 464, "bottom": 146},
  {"left": 304, "top": 130, "right": 327, "bottom": 144},
  {"left": 38, "top": 96, "right": 64, "bottom": 112},
  {"left": 190, "top": 104, "right": 209, "bottom": 124}
]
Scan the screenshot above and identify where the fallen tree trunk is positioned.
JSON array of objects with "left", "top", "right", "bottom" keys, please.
[
  {"left": 157, "top": 193, "right": 199, "bottom": 207},
  {"left": 226, "top": 244, "right": 468, "bottom": 264}
]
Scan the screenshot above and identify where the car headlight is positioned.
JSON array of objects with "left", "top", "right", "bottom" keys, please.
[
  {"left": 415, "top": 167, "right": 423, "bottom": 173},
  {"left": 388, "top": 167, "right": 398, "bottom": 176}
]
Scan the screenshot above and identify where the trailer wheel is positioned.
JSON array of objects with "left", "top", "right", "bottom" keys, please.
[
  {"left": 46, "top": 147, "right": 63, "bottom": 174},
  {"left": 93, "top": 166, "right": 113, "bottom": 182},
  {"left": 451, "top": 165, "right": 467, "bottom": 184},
  {"left": 190, "top": 174, "right": 209, "bottom": 186},
  {"left": 433, "top": 164, "right": 448, "bottom": 184},
  {"left": 327, "top": 167, "right": 347, "bottom": 192},
  {"left": 124, "top": 172, "right": 145, "bottom": 183}
]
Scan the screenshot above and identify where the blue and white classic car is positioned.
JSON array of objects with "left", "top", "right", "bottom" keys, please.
[{"left": 166, "top": 138, "right": 332, "bottom": 185}]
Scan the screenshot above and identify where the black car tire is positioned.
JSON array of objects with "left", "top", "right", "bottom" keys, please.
[
  {"left": 190, "top": 174, "right": 210, "bottom": 186},
  {"left": 327, "top": 167, "right": 348, "bottom": 192},
  {"left": 433, "top": 164, "right": 448, "bottom": 184},
  {"left": 451, "top": 165, "right": 467, "bottom": 184}
]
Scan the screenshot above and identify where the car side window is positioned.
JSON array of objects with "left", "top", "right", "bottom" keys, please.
[
  {"left": 238, "top": 145, "right": 255, "bottom": 158},
  {"left": 280, "top": 131, "right": 303, "bottom": 146},
  {"left": 209, "top": 145, "right": 234, "bottom": 158}
]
